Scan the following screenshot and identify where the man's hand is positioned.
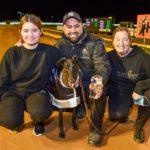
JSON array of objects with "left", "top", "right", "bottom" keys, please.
[
  {"left": 14, "top": 39, "right": 24, "bottom": 47},
  {"left": 89, "top": 83, "right": 103, "bottom": 99}
]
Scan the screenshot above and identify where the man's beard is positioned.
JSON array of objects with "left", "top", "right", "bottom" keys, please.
[{"left": 67, "top": 32, "right": 83, "bottom": 43}]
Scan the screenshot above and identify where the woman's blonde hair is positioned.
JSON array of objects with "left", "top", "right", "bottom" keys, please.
[{"left": 112, "top": 27, "right": 132, "bottom": 46}]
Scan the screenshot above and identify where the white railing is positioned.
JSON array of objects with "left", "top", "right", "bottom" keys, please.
[{"left": 43, "top": 29, "right": 150, "bottom": 49}]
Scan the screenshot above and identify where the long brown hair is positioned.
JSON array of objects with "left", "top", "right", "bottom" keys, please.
[{"left": 19, "top": 14, "right": 42, "bottom": 31}]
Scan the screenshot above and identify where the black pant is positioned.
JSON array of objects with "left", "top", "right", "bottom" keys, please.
[
  {"left": 108, "top": 93, "right": 133, "bottom": 120},
  {"left": 84, "top": 87, "right": 107, "bottom": 131},
  {"left": 135, "top": 105, "right": 150, "bottom": 129},
  {"left": 0, "top": 91, "right": 53, "bottom": 130}
]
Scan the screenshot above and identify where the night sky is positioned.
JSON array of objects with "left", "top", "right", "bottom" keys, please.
[{"left": 0, "top": 0, "right": 150, "bottom": 23}]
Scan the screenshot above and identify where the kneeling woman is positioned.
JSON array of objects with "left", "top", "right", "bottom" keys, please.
[
  {"left": 108, "top": 27, "right": 150, "bottom": 143},
  {"left": 0, "top": 14, "right": 63, "bottom": 136}
]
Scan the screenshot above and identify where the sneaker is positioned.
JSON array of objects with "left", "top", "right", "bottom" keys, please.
[
  {"left": 33, "top": 122, "right": 45, "bottom": 136},
  {"left": 9, "top": 124, "right": 24, "bottom": 133},
  {"left": 134, "top": 126, "right": 145, "bottom": 143},
  {"left": 88, "top": 129, "right": 103, "bottom": 147},
  {"left": 9, "top": 128, "right": 19, "bottom": 133}
]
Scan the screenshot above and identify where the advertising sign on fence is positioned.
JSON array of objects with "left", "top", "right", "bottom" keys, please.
[{"left": 136, "top": 14, "right": 150, "bottom": 39}]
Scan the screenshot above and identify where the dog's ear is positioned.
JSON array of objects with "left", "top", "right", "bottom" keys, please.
[{"left": 56, "top": 57, "right": 66, "bottom": 67}]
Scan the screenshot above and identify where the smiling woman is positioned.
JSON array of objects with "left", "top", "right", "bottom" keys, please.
[
  {"left": 107, "top": 26, "right": 150, "bottom": 144},
  {"left": 0, "top": 14, "right": 64, "bottom": 136},
  {"left": 19, "top": 14, "right": 43, "bottom": 49}
]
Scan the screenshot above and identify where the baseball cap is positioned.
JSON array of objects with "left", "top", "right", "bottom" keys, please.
[{"left": 63, "top": 11, "right": 82, "bottom": 24}]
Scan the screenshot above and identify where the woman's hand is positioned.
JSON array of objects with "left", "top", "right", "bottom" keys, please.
[{"left": 132, "top": 92, "right": 142, "bottom": 100}]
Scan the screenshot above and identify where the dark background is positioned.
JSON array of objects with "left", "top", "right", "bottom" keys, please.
[{"left": 0, "top": 0, "right": 150, "bottom": 23}]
